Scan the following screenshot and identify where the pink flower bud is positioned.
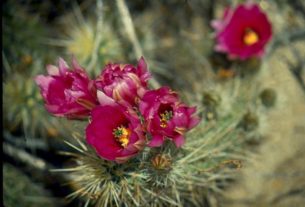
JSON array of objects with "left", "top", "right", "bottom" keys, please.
[
  {"left": 95, "top": 57, "right": 151, "bottom": 107},
  {"left": 35, "top": 57, "right": 98, "bottom": 119}
]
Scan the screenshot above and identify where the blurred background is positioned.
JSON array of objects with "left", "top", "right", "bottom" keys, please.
[{"left": 3, "top": 0, "right": 305, "bottom": 206}]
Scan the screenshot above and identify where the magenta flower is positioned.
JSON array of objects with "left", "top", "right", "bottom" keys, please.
[
  {"left": 86, "top": 104, "right": 145, "bottom": 163},
  {"left": 139, "top": 87, "right": 200, "bottom": 148},
  {"left": 95, "top": 57, "right": 151, "bottom": 107},
  {"left": 212, "top": 3, "right": 272, "bottom": 60},
  {"left": 35, "top": 57, "right": 98, "bottom": 119}
]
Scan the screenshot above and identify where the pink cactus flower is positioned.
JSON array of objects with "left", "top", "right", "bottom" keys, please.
[
  {"left": 212, "top": 2, "right": 272, "bottom": 60},
  {"left": 139, "top": 87, "right": 200, "bottom": 148},
  {"left": 95, "top": 56, "right": 151, "bottom": 107},
  {"left": 35, "top": 57, "right": 98, "bottom": 119},
  {"left": 86, "top": 104, "right": 145, "bottom": 163}
]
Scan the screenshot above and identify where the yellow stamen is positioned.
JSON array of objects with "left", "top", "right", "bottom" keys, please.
[
  {"left": 160, "top": 121, "right": 167, "bottom": 128},
  {"left": 243, "top": 28, "right": 259, "bottom": 46},
  {"left": 160, "top": 111, "right": 173, "bottom": 128},
  {"left": 113, "top": 126, "right": 131, "bottom": 148}
]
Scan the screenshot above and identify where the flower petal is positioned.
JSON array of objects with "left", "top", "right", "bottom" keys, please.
[
  {"left": 97, "top": 90, "right": 116, "bottom": 106},
  {"left": 173, "top": 135, "right": 185, "bottom": 148},
  {"left": 148, "top": 134, "right": 164, "bottom": 147}
]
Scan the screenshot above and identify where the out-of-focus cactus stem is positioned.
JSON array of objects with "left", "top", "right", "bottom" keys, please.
[
  {"left": 116, "top": 0, "right": 160, "bottom": 89},
  {"left": 87, "top": 0, "right": 103, "bottom": 72}
]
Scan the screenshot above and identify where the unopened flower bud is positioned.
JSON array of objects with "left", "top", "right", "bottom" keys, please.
[{"left": 151, "top": 154, "right": 172, "bottom": 170}]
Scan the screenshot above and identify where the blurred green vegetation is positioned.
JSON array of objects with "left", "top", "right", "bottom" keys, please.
[{"left": 3, "top": 163, "right": 56, "bottom": 207}]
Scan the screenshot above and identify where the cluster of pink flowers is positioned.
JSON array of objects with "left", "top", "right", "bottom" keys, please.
[
  {"left": 35, "top": 57, "right": 200, "bottom": 163},
  {"left": 212, "top": 2, "right": 272, "bottom": 60},
  {"left": 35, "top": 2, "right": 273, "bottom": 163}
]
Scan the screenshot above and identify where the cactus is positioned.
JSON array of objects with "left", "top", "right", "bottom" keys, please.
[
  {"left": 50, "top": 61, "right": 259, "bottom": 206},
  {"left": 47, "top": 2, "right": 124, "bottom": 77}
]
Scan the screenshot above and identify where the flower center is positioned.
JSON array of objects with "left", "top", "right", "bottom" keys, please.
[
  {"left": 243, "top": 28, "right": 259, "bottom": 46},
  {"left": 113, "top": 126, "right": 131, "bottom": 148},
  {"left": 160, "top": 110, "right": 173, "bottom": 128}
]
